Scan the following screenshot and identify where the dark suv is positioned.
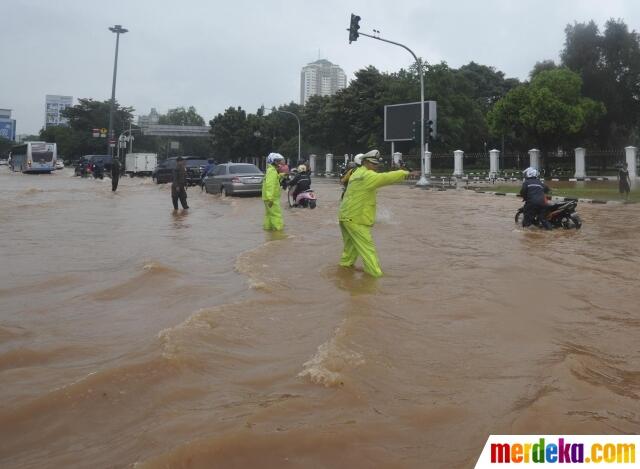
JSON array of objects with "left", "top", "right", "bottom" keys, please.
[
  {"left": 152, "top": 156, "right": 209, "bottom": 185},
  {"left": 75, "top": 155, "right": 112, "bottom": 176}
]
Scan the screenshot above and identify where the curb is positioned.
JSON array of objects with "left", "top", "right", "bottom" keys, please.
[{"left": 466, "top": 188, "right": 630, "bottom": 205}]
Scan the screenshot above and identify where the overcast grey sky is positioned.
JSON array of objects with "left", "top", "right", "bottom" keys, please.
[{"left": 3, "top": 0, "right": 639, "bottom": 134}]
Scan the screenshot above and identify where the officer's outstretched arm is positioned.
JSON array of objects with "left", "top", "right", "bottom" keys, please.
[{"left": 366, "top": 169, "right": 409, "bottom": 189}]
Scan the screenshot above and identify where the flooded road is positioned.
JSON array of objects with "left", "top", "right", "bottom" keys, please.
[{"left": 1, "top": 168, "right": 639, "bottom": 468}]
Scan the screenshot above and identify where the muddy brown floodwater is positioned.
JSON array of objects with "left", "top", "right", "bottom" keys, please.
[{"left": 1, "top": 168, "right": 639, "bottom": 468}]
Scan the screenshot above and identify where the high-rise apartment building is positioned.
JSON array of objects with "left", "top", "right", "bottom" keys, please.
[
  {"left": 300, "top": 59, "right": 347, "bottom": 104},
  {"left": 45, "top": 95, "right": 73, "bottom": 128}
]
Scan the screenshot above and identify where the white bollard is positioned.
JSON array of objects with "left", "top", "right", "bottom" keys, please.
[
  {"left": 625, "top": 146, "right": 638, "bottom": 179},
  {"left": 325, "top": 153, "right": 333, "bottom": 175},
  {"left": 309, "top": 154, "right": 316, "bottom": 175},
  {"left": 453, "top": 150, "right": 464, "bottom": 177},
  {"left": 424, "top": 150, "right": 432, "bottom": 176},
  {"left": 344, "top": 154, "right": 349, "bottom": 166},
  {"left": 489, "top": 149, "right": 500, "bottom": 178},
  {"left": 528, "top": 148, "right": 541, "bottom": 171},
  {"left": 574, "top": 147, "right": 586, "bottom": 178},
  {"left": 393, "top": 152, "right": 402, "bottom": 167}
]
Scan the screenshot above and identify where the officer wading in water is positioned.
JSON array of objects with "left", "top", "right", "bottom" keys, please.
[
  {"left": 338, "top": 150, "right": 409, "bottom": 277},
  {"left": 262, "top": 153, "right": 285, "bottom": 231},
  {"left": 172, "top": 156, "right": 189, "bottom": 210}
]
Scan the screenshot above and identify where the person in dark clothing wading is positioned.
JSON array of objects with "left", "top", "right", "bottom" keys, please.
[
  {"left": 172, "top": 157, "right": 189, "bottom": 210},
  {"left": 519, "top": 167, "right": 551, "bottom": 229},
  {"left": 111, "top": 158, "right": 120, "bottom": 192}
]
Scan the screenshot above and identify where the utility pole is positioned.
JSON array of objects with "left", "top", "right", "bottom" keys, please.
[
  {"left": 107, "top": 25, "right": 128, "bottom": 162},
  {"left": 348, "top": 14, "right": 430, "bottom": 186}
]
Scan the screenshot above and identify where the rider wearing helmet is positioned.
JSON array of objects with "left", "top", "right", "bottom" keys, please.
[
  {"left": 288, "top": 164, "right": 312, "bottom": 203},
  {"left": 519, "top": 167, "right": 551, "bottom": 229}
]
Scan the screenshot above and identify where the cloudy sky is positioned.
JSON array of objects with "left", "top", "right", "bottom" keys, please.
[{"left": 3, "top": 0, "right": 639, "bottom": 134}]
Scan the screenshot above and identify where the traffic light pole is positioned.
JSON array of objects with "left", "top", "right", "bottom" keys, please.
[{"left": 356, "top": 31, "right": 429, "bottom": 186}]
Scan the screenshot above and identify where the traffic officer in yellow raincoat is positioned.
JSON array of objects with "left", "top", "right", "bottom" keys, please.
[
  {"left": 339, "top": 150, "right": 409, "bottom": 277},
  {"left": 262, "top": 153, "right": 285, "bottom": 231}
]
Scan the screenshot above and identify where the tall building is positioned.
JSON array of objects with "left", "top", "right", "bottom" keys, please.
[
  {"left": 300, "top": 59, "right": 347, "bottom": 104},
  {"left": 137, "top": 108, "right": 160, "bottom": 128},
  {"left": 0, "top": 109, "right": 17, "bottom": 141},
  {"left": 45, "top": 95, "right": 73, "bottom": 128}
]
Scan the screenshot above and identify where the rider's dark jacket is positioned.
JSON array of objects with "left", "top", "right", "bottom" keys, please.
[
  {"left": 519, "top": 177, "right": 549, "bottom": 206},
  {"left": 289, "top": 171, "right": 311, "bottom": 194}
]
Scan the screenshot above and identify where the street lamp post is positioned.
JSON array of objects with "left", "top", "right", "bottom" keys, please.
[
  {"left": 268, "top": 108, "right": 301, "bottom": 164},
  {"left": 107, "top": 24, "right": 128, "bottom": 161}
]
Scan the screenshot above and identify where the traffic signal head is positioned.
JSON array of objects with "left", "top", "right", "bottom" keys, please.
[
  {"left": 427, "top": 120, "right": 434, "bottom": 140},
  {"left": 349, "top": 13, "right": 361, "bottom": 43}
]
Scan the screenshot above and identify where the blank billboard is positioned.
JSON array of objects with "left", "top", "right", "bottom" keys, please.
[{"left": 384, "top": 101, "right": 437, "bottom": 141}]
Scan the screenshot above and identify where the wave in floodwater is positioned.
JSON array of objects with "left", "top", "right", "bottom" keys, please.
[{"left": 298, "top": 320, "right": 365, "bottom": 388}]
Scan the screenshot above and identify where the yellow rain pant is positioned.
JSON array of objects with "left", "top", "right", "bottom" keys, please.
[
  {"left": 339, "top": 221, "right": 383, "bottom": 278},
  {"left": 263, "top": 201, "right": 284, "bottom": 231}
]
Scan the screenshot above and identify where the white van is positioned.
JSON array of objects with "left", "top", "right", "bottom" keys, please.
[{"left": 125, "top": 153, "right": 157, "bottom": 177}]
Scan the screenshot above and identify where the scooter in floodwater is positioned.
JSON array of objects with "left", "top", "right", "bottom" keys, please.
[
  {"left": 515, "top": 198, "right": 582, "bottom": 229},
  {"left": 288, "top": 187, "right": 317, "bottom": 208}
]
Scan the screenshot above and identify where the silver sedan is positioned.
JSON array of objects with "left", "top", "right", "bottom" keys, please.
[{"left": 204, "top": 163, "right": 264, "bottom": 196}]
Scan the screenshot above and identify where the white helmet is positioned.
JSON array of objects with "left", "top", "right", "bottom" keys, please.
[
  {"left": 353, "top": 153, "right": 364, "bottom": 165},
  {"left": 523, "top": 167, "right": 538, "bottom": 178},
  {"left": 266, "top": 152, "right": 284, "bottom": 165}
]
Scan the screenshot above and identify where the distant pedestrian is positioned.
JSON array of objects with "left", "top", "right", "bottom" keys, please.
[
  {"left": 111, "top": 157, "right": 120, "bottom": 192},
  {"left": 172, "top": 156, "right": 189, "bottom": 210},
  {"left": 262, "top": 153, "right": 284, "bottom": 230},
  {"left": 618, "top": 162, "right": 631, "bottom": 201}
]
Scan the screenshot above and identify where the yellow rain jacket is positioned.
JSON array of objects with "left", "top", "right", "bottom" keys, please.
[
  {"left": 338, "top": 166, "right": 408, "bottom": 277},
  {"left": 339, "top": 167, "right": 409, "bottom": 226},
  {"left": 262, "top": 164, "right": 283, "bottom": 230}
]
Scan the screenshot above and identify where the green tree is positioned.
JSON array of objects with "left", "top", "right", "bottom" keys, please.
[
  {"left": 562, "top": 19, "right": 640, "bottom": 145},
  {"left": 488, "top": 68, "right": 606, "bottom": 152},
  {"left": 58, "top": 98, "right": 134, "bottom": 160},
  {"left": 530, "top": 60, "right": 559, "bottom": 79},
  {"left": 209, "top": 107, "right": 250, "bottom": 161}
]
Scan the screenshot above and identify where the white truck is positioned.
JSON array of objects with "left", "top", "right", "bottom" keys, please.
[{"left": 125, "top": 153, "right": 157, "bottom": 177}]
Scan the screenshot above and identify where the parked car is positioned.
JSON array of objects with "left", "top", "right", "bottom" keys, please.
[
  {"left": 153, "top": 156, "right": 209, "bottom": 185},
  {"left": 55, "top": 160, "right": 65, "bottom": 170},
  {"left": 74, "top": 155, "right": 112, "bottom": 176},
  {"left": 203, "top": 163, "right": 264, "bottom": 196}
]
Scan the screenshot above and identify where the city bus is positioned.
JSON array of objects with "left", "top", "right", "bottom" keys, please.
[{"left": 9, "top": 141, "right": 57, "bottom": 173}]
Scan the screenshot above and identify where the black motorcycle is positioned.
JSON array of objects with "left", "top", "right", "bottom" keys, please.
[{"left": 515, "top": 199, "right": 582, "bottom": 229}]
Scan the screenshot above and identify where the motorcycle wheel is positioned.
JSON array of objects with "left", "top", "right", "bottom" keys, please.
[
  {"left": 309, "top": 200, "right": 316, "bottom": 209},
  {"left": 570, "top": 214, "right": 582, "bottom": 229},
  {"left": 287, "top": 190, "right": 294, "bottom": 208},
  {"left": 515, "top": 208, "right": 523, "bottom": 224}
]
